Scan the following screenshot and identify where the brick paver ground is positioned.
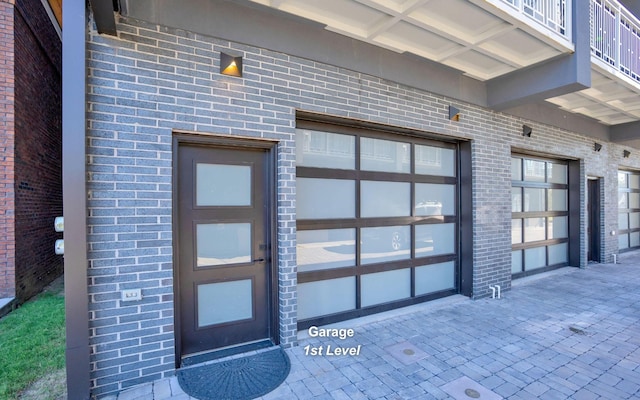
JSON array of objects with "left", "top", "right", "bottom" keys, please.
[{"left": 109, "top": 251, "right": 640, "bottom": 399}]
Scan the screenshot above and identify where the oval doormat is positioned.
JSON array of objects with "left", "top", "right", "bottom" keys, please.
[{"left": 176, "top": 347, "right": 290, "bottom": 400}]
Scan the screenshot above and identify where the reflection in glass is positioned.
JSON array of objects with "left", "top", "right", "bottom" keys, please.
[
  {"left": 511, "top": 158, "right": 522, "bottom": 181},
  {"left": 415, "top": 223, "right": 455, "bottom": 257},
  {"left": 415, "top": 145, "right": 455, "bottom": 176},
  {"left": 415, "top": 184, "right": 454, "bottom": 216},
  {"left": 524, "top": 188, "right": 545, "bottom": 212},
  {"left": 548, "top": 163, "right": 568, "bottom": 184},
  {"left": 512, "top": 219, "right": 522, "bottom": 244},
  {"left": 548, "top": 243, "right": 568, "bottom": 265},
  {"left": 548, "top": 189, "right": 567, "bottom": 211},
  {"left": 297, "top": 178, "right": 355, "bottom": 219},
  {"left": 619, "top": 172, "right": 628, "bottom": 188},
  {"left": 524, "top": 159, "right": 545, "bottom": 182},
  {"left": 512, "top": 188, "right": 522, "bottom": 212},
  {"left": 297, "top": 229, "right": 355, "bottom": 272},
  {"left": 547, "top": 216, "right": 568, "bottom": 239},
  {"left": 361, "top": 269, "right": 410, "bottom": 307},
  {"left": 361, "top": 181, "right": 410, "bottom": 217},
  {"left": 415, "top": 262, "right": 455, "bottom": 295},
  {"left": 630, "top": 193, "right": 640, "bottom": 209},
  {"left": 197, "top": 223, "right": 251, "bottom": 266},
  {"left": 298, "top": 277, "right": 356, "bottom": 320},
  {"left": 525, "top": 247, "right": 546, "bottom": 270},
  {"left": 295, "top": 129, "right": 355, "bottom": 170},
  {"left": 197, "top": 164, "right": 251, "bottom": 206},
  {"left": 361, "top": 226, "right": 410, "bottom": 265},
  {"left": 361, "top": 137, "right": 410, "bottom": 173},
  {"left": 524, "top": 218, "right": 546, "bottom": 242},
  {"left": 512, "top": 250, "right": 522, "bottom": 274},
  {"left": 197, "top": 280, "right": 252, "bottom": 327}
]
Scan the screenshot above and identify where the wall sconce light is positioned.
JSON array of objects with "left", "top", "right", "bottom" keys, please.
[
  {"left": 522, "top": 125, "right": 532, "bottom": 137},
  {"left": 220, "top": 52, "right": 242, "bottom": 77},
  {"left": 624, "top": 150, "right": 631, "bottom": 158},
  {"left": 594, "top": 142, "right": 602, "bottom": 152},
  {"left": 449, "top": 105, "right": 460, "bottom": 121}
]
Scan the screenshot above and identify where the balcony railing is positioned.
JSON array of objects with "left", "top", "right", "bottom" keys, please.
[
  {"left": 501, "top": 0, "right": 569, "bottom": 38},
  {"left": 591, "top": 0, "right": 640, "bottom": 83}
]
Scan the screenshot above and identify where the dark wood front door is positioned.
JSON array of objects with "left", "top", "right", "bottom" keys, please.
[{"left": 177, "top": 143, "right": 271, "bottom": 358}]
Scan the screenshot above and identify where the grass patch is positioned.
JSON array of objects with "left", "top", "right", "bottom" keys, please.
[{"left": 0, "top": 290, "right": 65, "bottom": 400}]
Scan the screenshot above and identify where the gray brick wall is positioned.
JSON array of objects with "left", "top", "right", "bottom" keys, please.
[{"left": 85, "top": 15, "right": 640, "bottom": 397}]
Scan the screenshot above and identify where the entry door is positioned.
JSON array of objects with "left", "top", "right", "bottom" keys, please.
[
  {"left": 178, "top": 144, "right": 271, "bottom": 357},
  {"left": 587, "top": 179, "right": 601, "bottom": 262}
]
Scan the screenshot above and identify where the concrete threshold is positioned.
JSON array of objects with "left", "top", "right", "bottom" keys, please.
[{"left": 0, "top": 297, "right": 15, "bottom": 318}]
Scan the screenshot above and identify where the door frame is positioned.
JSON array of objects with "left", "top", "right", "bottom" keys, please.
[
  {"left": 587, "top": 176, "right": 602, "bottom": 263},
  {"left": 172, "top": 132, "right": 279, "bottom": 366}
]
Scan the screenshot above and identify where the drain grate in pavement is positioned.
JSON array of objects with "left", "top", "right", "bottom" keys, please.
[
  {"left": 384, "top": 341, "right": 428, "bottom": 365},
  {"left": 442, "top": 376, "right": 502, "bottom": 400}
]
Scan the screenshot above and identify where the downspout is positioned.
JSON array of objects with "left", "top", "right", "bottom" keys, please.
[{"left": 63, "top": 0, "right": 90, "bottom": 398}]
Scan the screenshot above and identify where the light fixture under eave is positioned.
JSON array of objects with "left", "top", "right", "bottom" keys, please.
[
  {"left": 594, "top": 142, "right": 602, "bottom": 152},
  {"left": 624, "top": 150, "right": 631, "bottom": 158},
  {"left": 449, "top": 105, "right": 460, "bottom": 121},
  {"left": 522, "top": 125, "right": 532, "bottom": 137},
  {"left": 220, "top": 52, "right": 242, "bottom": 77}
]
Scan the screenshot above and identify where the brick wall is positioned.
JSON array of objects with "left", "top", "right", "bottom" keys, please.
[
  {"left": 85, "top": 16, "right": 640, "bottom": 397},
  {"left": 13, "top": 0, "right": 62, "bottom": 302},
  {"left": 0, "top": 0, "right": 15, "bottom": 299}
]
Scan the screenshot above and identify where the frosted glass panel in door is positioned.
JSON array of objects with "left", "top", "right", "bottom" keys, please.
[
  {"left": 416, "top": 145, "right": 455, "bottom": 176},
  {"left": 548, "top": 189, "right": 567, "bottom": 211},
  {"left": 524, "top": 188, "right": 545, "bottom": 211},
  {"left": 295, "top": 129, "right": 355, "bottom": 169},
  {"left": 525, "top": 247, "right": 546, "bottom": 270},
  {"left": 197, "top": 164, "right": 251, "bottom": 206},
  {"left": 361, "top": 269, "right": 410, "bottom": 307},
  {"left": 512, "top": 250, "right": 523, "bottom": 274},
  {"left": 415, "top": 184, "right": 454, "bottom": 216},
  {"left": 360, "top": 138, "right": 410, "bottom": 173},
  {"left": 415, "top": 262, "right": 455, "bottom": 295},
  {"left": 361, "top": 226, "right": 410, "bottom": 265},
  {"left": 361, "top": 181, "right": 410, "bottom": 217},
  {"left": 547, "top": 217, "right": 568, "bottom": 239},
  {"left": 548, "top": 243, "right": 568, "bottom": 265},
  {"left": 619, "top": 213, "right": 629, "bottom": 230},
  {"left": 197, "top": 223, "right": 251, "bottom": 266},
  {"left": 415, "top": 223, "right": 455, "bottom": 257},
  {"left": 619, "top": 233, "right": 630, "bottom": 249},
  {"left": 197, "top": 279, "right": 252, "bottom": 327},
  {"left": 297, "top": 277, "right": 356, "bottom": 320},
  {"left": 297, "top": 178, "right": 355, "bottom": 219},
  {"left": 548, "top": 163, "right": 567, "bottom": 184},
  {"left": 297, "top": 229, "right": 355, "bottom": 272}
]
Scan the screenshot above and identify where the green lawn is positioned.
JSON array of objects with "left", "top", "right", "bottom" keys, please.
[{"left": 0, "top": 290, "right": 65, "bottom": 400}]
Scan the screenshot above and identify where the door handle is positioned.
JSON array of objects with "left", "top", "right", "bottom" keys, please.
[{"left": 253, "top": 258, "right": 265, "bottom": 263}]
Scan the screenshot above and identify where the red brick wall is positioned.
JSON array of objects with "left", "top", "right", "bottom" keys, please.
[
  {"left": 13, "top": 0, "right": 62, "bottom": 302},
  {"left": 0, "top": 0, "right": 15, "bottom": 299}
]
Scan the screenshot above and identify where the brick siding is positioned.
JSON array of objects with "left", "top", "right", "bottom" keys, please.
[
  {"left": 85, "top": 15, "right": 640, "bottom": 397},
  {"left": 0, "top": 0, "right": 15, "bottom": 298},
  {"left": 13, "top": 0, "right": 62, "bottom": 302}
]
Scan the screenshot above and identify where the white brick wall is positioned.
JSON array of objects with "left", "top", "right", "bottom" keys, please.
[{"left": 85, "top": 15, "right": 640, "bottom": 397}]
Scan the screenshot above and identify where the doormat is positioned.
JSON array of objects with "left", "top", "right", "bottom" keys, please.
[{"left": 176, "top": 347, "right": 290, "bottom": 400}]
